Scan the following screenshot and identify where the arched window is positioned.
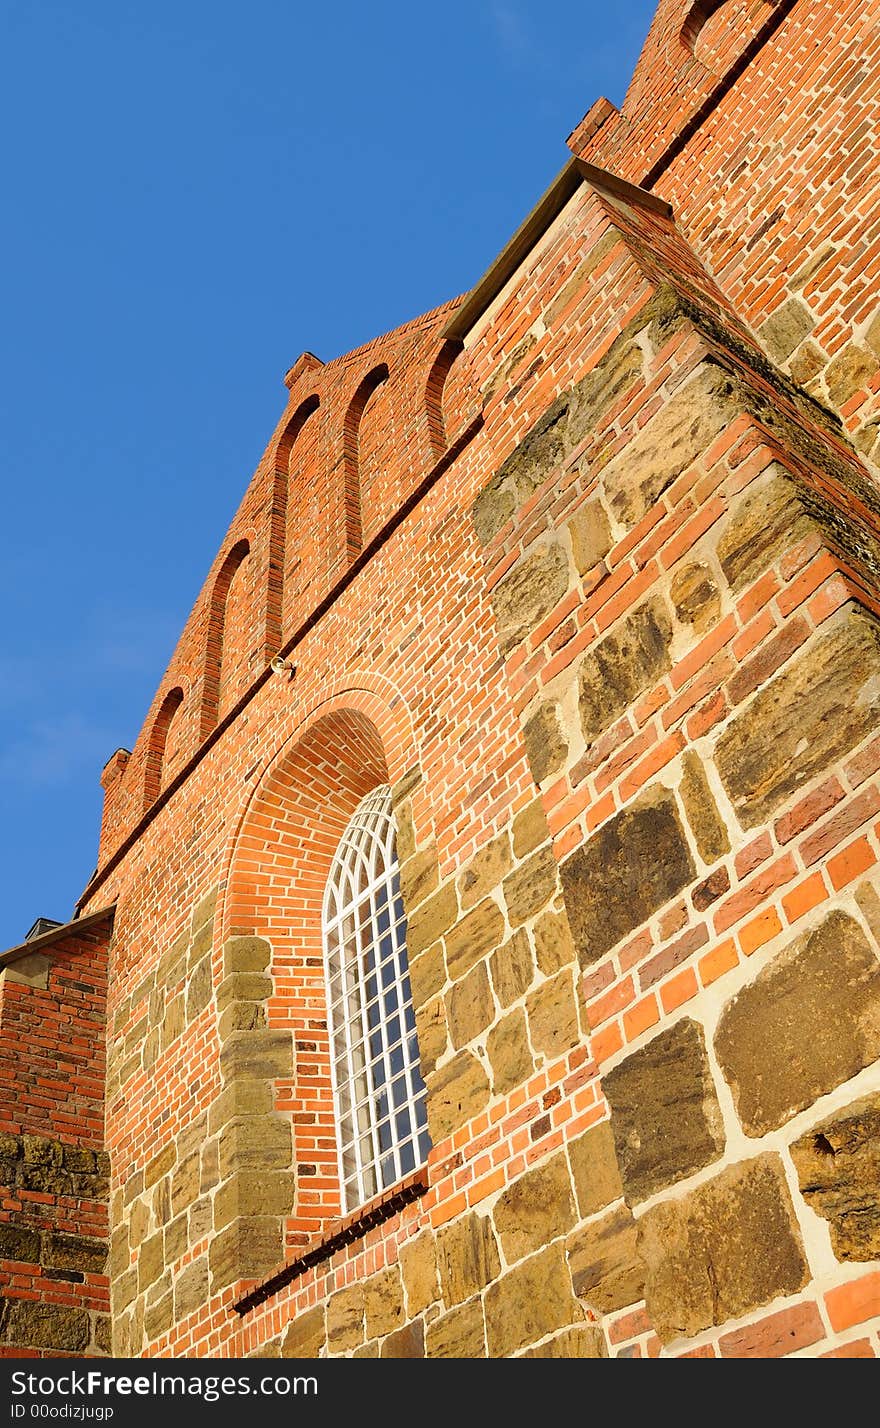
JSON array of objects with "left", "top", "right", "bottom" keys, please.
[{"left": 322, "top": 784, "right": 430, "bottom": 1212}]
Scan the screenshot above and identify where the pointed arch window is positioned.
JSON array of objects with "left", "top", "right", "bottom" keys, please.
[{"left": 322, "top": 784, "right": 430, "bottom": 1212}]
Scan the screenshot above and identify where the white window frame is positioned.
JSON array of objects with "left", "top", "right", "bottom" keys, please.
[{"left": 322, "top": 784, "right": 430, "bottom": 1213}]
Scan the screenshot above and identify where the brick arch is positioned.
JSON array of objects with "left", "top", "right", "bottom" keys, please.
[
  {"left": 265, "top": 395, "right": 321, "bottom": 654},
  {"left": 224, "top": 700, "right": 411, "bottom": 1243},
  {"left": 424, "top": 339, "right": 462, "bottom": 461},
  {"left": 199, "top": 537, "right": 251, "bottom": 739},
  {"left": 342, "top": 364, "right": 389, "bottom": 561},
  {"left": 142, "top": 685, "right": 184, "bottom": 811},
  {"left": 680, "top": 0, "right": 782, "bottom": 73}
]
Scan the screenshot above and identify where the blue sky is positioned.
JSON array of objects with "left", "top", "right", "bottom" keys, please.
[{"left": 0, "top": 1, "right": 656, "bottom": 949}]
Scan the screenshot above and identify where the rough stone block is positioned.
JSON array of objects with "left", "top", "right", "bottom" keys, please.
[
  {"left": 494, "top": 1153, "right": 576, "bottom": 1262},
  {"left": 759, "top": 297, "right": 815, "bottom": 363},
  {"left": 457, "top": 835, "right": 512, "bottom": 911},
  {"left": 716, "top": 468, "right": 816, "bottom": 592},
  {"left": 486, "top": 1007, "right": 534, "bottom": 1096},
  {"left": 578, "top": 597, "right": 672, "bottom": 747},
  {"left": 0, "top": 1299, "right": 89, "bottom": 1352},
  {"left": 522, "top": 702, "right": 568, "bottom": 785},
  {"left": 448, "top": 962, "right": 494, "bottom": 1050},
  {"left": 679, "top": 751, "right": 730, "bottom": 862},
  {"left": 669, "top": 561, "right": 721, "bottom": 635},
  {"left": 445, "top": 898, "right": 505, "bottom": 982},
  {"left": 567, "top": 499, "right": 613, "bottom": 576},
  {"left": 715, "top": 609, "right": 880, "bottom": 827},
  {"left": 567, "top": 1119, "right": 624, "bottom": 1220},
  {"left": 219, "top": 1030, "right": 294, "bottom": 1083},
  {"left": 363, "top": 1265, "right": 405, "bottom": 1339},
  {"left": 380, "top": 1320, "right": 425, "bottom": 1358},
  {"left": 186, "top": 955, "right": 213, "bottom": 1021},
  {"left": 491, "top": 541, "right": 571, "bottom": 653},
  {"left": 399, "top": 845, "right": 439, "bottom": 912},
  {"left": 567, "top": 1204, "right": 645, "bottom": 1312},
  {"left": 425, "top": 1298, "right": 486, "bottom": 1358},
  {"left": 485, "top": 1243, "right": 583, "bottom": 1358},
  {"left": 218, "top": 1116, "right": 293, "bottom": 1177},
  {"left": 281, "top": 1305, "right": 325, "bottom": 1358},
  {"left": 426, "top": 1049, "right": 489, "bottom": 1141},
  {"left": 326, "top": 1282, "right": 364, "bottom": 1352},
  {"left": 521, "top": 1325, "right": 608, "bottom": 1358},
  {"left": 526, "top": 969, "right": 581, "bottom": 1061},
  {"left": 602, "top": 363, "right": 740, "bottom": 527},
  {"left": 213, "top": 1172, "right": 296, "bottom": 1230},
  {"left": 436, "top": 1213, "right": 501, "bottom": 1306},
  {"left": 512, "top": 799, "right": 550, "bottom": 860},
  {"left": 414, "top": 995, "right": 447, "bottom": 1077},
  {"left": 406, "top": 883, "right": 459, "bottom": 958},
  {"left": 399, "top": 1231, "right": 438, "bottom": 1317},
  {"left": 715, "top": 911, "right": 880, "bottom": 1136},
  {"left": 209, "top": 1217, "right": 283, "bottom": 1293},
  {"left": 533, "top": 910, "right": 578, "bottom": 974},
  {"left": 0, "top": 1224, "right": 41, "bottom": 1264},
  {"left": 489, "top": 930, "right": 534, "bottom": 1008},
  {"left": 603, "top": 1018, "right": 725, "bottom": 1203},
  {"left": 503, "top": 847, "right": 558, "bottom": 927},
  {"left": 790, "top": 1094, "right": 880, "bottom": 1262},
  {"left": 638, "top": 1155, "right": 809, "bottom": 1342},
  {"left": 44, "top": 1233, "right": 107, "bottom": 1275},
  {"left": 559, "top": 788, "right": 695, "bottom": 966}
]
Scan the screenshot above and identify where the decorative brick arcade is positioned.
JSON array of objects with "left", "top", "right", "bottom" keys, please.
[{"left": 3, "top": 0, "right": 880, "bottom": 1359}]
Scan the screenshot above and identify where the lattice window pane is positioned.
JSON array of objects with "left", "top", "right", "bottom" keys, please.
[{"left": 322, "top": 783, "right": 430, "bottom": 1212}]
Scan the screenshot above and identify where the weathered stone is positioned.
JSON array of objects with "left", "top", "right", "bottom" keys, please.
[
  {"left": 715, "top": 609, "right": 880, "bottom": 827},
  {"left": 567, "top": 499, "right": 613, "bottom": 575},
  {"left": 189, "top": 1196, "right": 213, "bottom": 1243},
  {"left": 218, "top": 1116, "right": 293, "bottom": 1176},
  {"left": 458, "top": 834, "right": 511, "bottom": 911},
  {"left": 533, "top": 909, "right": 578, "bottom": 974},
  {"left": 208, "top": 1080, "right": 273, "bottom": 1135},
  {"left": 578, "top": 597, "right": 672, "bottom": 748},
  {"left": 679, "top": 750, "right": 730, "bottom": 862},
  {"left": 213, "top": 1172, "right": 296, "bottom": 1230},
  {"left": 93, "top": 1314, "right": 112, "bottom": 1355},
  {"left": 399, "top": 844, "right": 439, "bottom": 911},
  {"left": 472, "top": 484, "right": 516, "bottom": 548},
  {"left": 186, "top": 956, "right": 213, "bottom": 1021},
  {"left": 363, "top": 1265, "right": 404, "bottom": 1339},
  {"left": 208, "top": 1217, "right": 282, "bottom": 1292},
  {"left": 326, "top": 1281, "right": 364, "bottom": 1352},
  {"left": 282, "top": 1305, "right": 325, "bottom": 1358},
  {"left": 512, "top": 799, "right": 550, "bottom": 860},
  {"left": 717, "top": 469, "right": 815, "bottom": 592},
  {"left": 521, "top": 1325, "right": 608, "bottom": 1358},
  {"left": 144, "top": 1290, "right": 174, "bottom": 1342},
  {"left": 393, "top": 797, "right": 416, "bottom": 863},
  {"left": 789, "top": 340, "right": 825, "bottom": 387},
  {"left": 414, "top": 995, "right": 447, "bottom": 1077},
  {"left": 0, "top": 1223, "right": 40, "bottom": 1263},
  {"left": 603, "top": 1019, "right": 725, "bottom": 1204},
  {"left": 715, "top": 910, "right": 880, "bottom": 1136},
  {"left": 189, "top": 921, "right": 213, "bottom": 969},
  {"left": 567, "top": 1204, "right": 644, "bottom": 1312},
  {"left": 491, "top": 541, "right": 571, "bottom": 653},
  {"left": 445, "top": 898, "right": 505, "bottom": 981},
  {"left": 406, "top": 883, "right": 458, "bottom": 958},
  {"left": 162, "top": 994, "right": 185, "bottom": 1050},
  {"left": 489, "top": 930, "right": 534, "bottom": 1007},
  {"left": 825, "top": 343, "right": 878, "bottom": 406},
  {"left": 426, "top": 1050, "right": 490, "bottom": 1141},
  {"left": 0, "top": 1299, "right": 89, "bottom": 1351},
  {"left": 349, "top": 1342, "right": 379, "bottom": 1359},
  {"left": 759, "top": 297, "right": 815, "bottom": 363},
  {"left": 494, "top": 1154, "right": 576, "bottom": 1261},
  {"left": 567, "top": 1119, "right": 624, "bottom": 1219},
  {"left": 602, "top": 363, "right": 739, "bottom": 526},
  {"left": 790, "top": 1094, "right": 880, "bottom": 1261},
  {"left": 494, "top": 393, "right": 569, "bottom": 505},
  {"left": 165, "top": 1214, "right": 188, "bottom": 1267},
  {"left": 170, "top": 1154, "right": 201, "bottom": 1217},
  {"left": 112, "top": 1266, "right": 138, "bottom": 1315},
  {"left": 223, "top": 935, "right": 271, "bottom": 977},
  {"left": 425, "top": 1298, "right": 486, "bottom": 1358},
  {"left": 503, "top": 847, "right": 557, "bottom": 927},
  {"left": 638, "top": 1154, "right": 809, "bottom": 1343},
  {"left": 436, "top": 1213, "right": 501, "bottom": 1306},
  {"left": 219, "top": 1030, "right": 294, "bottom": 1082},
  {"left": 567, "top": 326, "right": 645, "bottom": 450},
  {"left": 44, "top": 1234, "right": 107, "bottom": 1275},
  {"left": 157, "top": 931, "right": 189, "bottom": 988},
  {"left": 865, "top": 309, "right": 880, "bottom": 361},
  {"left": 486, "top": 1008, "right": 533, "bottom": 1096},
  {"left": 669, "top": 561, "right": 721, "bottom": 635},
  {"left": 407, "top": 942, "right": 446, "bottom": 1010},
  {"left": 191, "top": 886, "right": 218, "bottom": 933},
  {"left": 380, "top": 1320, "right": 425, "bottom": 1358},
  {"left": 485, "top": 1242, "right": 582, "bottom": 1358},
  {"left": 522, "top": 702, "right": 568, "bottom": 785},
  {"left": 527, "top": 969, "right": 581, "bottom": 1061},
  {"left": 216, "top": 973, "right": 273, "bottom": 1012},
  {"left": 138, "top": 1230, "right": 165, "bottom": 1292},
  {"left": 447, "top": 962, "right": 495, "bottom": 1050},
  {"left": 399, "top": 1231, "right": 438, "bottom": 1316},
  {"left": 559, "top": 789, "right": 695, "bottom": 966}
]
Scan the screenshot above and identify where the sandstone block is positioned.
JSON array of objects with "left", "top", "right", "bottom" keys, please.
[
  {"left": 522, "top": 702, "right": 568, "bottom": 785},
  {"left": 445, "top": 898, "right": 505, "bottom": 981},
  {"left": 436, "top": 1213, "right": 500, "bottom": 1306},
  {"left": 533, "top": 910, "right": 578, "bottom": 974},
  {"left": 512, "top": 799, "right": 550, "bottom": 859},
  {"left": 715, "top": 609, "right": 880, "bottom": 827},
  {"left": 679, "top": 751, "right": 730, "bottom": 862},
  {"left": 489, "top": 930, "right": 534, "bottom": 1008},
  {"left": 567, "top": 499, "right": 613, "bottom": 576},
  {"left": 638, "top": 1154, "right": 809, "bottom": 1342},
  {"left": 448, "top": 962, "right": 495, "bottom": 1050},
  {"left": 486, "top": 1007, "right": 533, "bottom": 1096},
  {"left": 399, "top": 1231, "right": 438, "bottom": 1316},
  {"left": 526, "top": 969, "right": 581, "bottom": 1060},
  {"left": 380, "top": 1320, "right": 425, "bottom": 1358},
  {"left": 223, "top": 935, "right": 271, "bottom": 976},
  {"left": 326, "top": 1282, "right": 364, "bottom": 1352},
  {"left": 425, "top": 1298, "right": 486, "bottom": 1358},
  {"left": 522, "top": 1325, "right": 608, "bottom": 1358},
  {"left": 426, "top": 1049, "right": 489, "bottom": 1141},
  {"left": 485, "top": 1243, "right": 582, "bottom": 1358},
  {"left": 503, "top": 847, "right": 558, "bottom": 927},
  {"left": 363, "top": 1265, "right": 405, "bottom": 1339},
  {"left": 493, "top": 1153, "right": 576, "bottom": 1262},
  {"left": 715, "top": 911, "right": 880, "bottom": 1136},
  {"left": 209, "top": 1217, "right": 283, "bottom": 1293},
  {"left": 567, "top": 1203, "right": 645, "bottom": 1312},
  {"left": 457, "top": 834, "right": 512, "bottom": 911},
  {"left": 579, "top": 597, "right": 672, "bottom": 748},
  {"left": 790, "top": 1094, "right": 880, "bottom": 1262},
  {"left": 567, "top": 1119, "right": 624, "bottom": 1219},
  {"left": 491, "top": 541, "right": 571, "bottom": 653},
  {"left": 669, "top": 561, "right": 721, "bottom": 635},
  {"left": 559, "top": 789, "right": 695, "bottom": 966},
  {"left": 282, "top": 1305, "right": 325, "bottom": 1359},
  {"left": 759, "top": 297, "right": 815, "bottom": 363},
  {"left": 603, "top": 1018, "right": 725, "bottom": 1203}
]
